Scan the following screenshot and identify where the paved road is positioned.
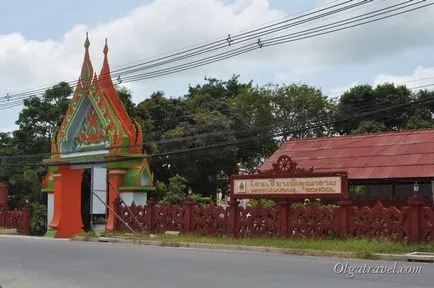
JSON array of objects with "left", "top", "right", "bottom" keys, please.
[{"left": 0, "top": 235, "right": 433, "bottom": 288}]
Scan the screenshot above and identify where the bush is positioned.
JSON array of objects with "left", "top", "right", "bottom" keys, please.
[
  {"left": 189, "top": 193, "right": 211, "bottom": 206},
  {"left": 157, "top": 174, "right": 188, "bottom": 205},
  {"left": 248, "top": 199, "right": 276, "bottom": 208},
  {"left": 290, "top": 198, "right": 339, "bottom": 210},
  {"left": 30, "top": 202, "right": 47, "bottom": 236}
]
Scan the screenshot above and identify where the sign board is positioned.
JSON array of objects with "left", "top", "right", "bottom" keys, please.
[
  {"left": 92, "top": 167, "right": 107, "bottom": 214},
  {"left": 231, "top": 173, "right": 347, "bottom": 199}
]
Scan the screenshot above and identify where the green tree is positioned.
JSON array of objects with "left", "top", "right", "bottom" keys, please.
[
  {"left": 13, "top": 81, "right": 72, "bottom": 155},
  {"left": 350, "top": 120, "right": 387, "bottom": 134},
  {"left": 229, "top": 85, "right": 277, "bottom": 170},
  {"left": 405, "top": 115, "right": 433, "bottom": 130},
  {"left": 6, "top": 168, "right": 44, "bottom": 208},
  {"left": 271, "top": 83, "right": 334, "bottom": 140},
  {"left": 415, "top": 89, "right": 434, "bottom": 113},
  {"left": 334, "top": 84, "right": 376, "bottom": 135},
  {"left": 134, "top": 91, "right": 193, "bottom": 183},
  {"left": 405, "top": 89, "right": 434, "bottom": 129},
  {"left": 373, "top": 83, "right": 412, "bottom": 130},
  {"left": 334, "top": 83, "right": 414, "bottom": 135},
  {"left": 116, "top": 85, "right": 136, "bottom": 119},
  {"left": 156, "top": 174, "right": 189, "bottom": 205},
  {"left": 155, "top": 108, "right": 237, "bottom": 197},
  {"left": 0, "top": 132, "right": 14, "bottom": 155},
  {"left": 135, "top": 76, "right": 261, "bottom": 197},
  {"left": 135, "top": 91, "right": 190, "bottom": 143},
  {"left": 0, "top": 132, "right": 17, "bottom": 185},
  {"left": 0, "top": 82, "right": 72, "bottom": 207}
]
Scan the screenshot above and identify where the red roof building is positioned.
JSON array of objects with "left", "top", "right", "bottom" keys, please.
[{"left": 259, "top": 128, "right": 434, "bottom": 205}]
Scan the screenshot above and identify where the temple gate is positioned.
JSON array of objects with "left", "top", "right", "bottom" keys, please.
[{"left": 41, "top": 34, "right": 154, "bottom": 238}]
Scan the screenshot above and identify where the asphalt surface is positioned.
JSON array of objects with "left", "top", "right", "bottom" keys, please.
[{"left": 0, "top": 235, "right": 433, "bottom": 288}]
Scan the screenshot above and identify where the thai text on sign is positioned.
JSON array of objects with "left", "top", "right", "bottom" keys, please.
[{"left": 233, "top": 177, "right": 342, "bottom": 195}]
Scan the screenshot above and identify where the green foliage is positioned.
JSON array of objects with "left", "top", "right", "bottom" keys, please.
[
  {"left": 116, "top": 85, "right": 136, "bottom": 119},
  {"left": 334, "top": 83, "right": 426, "bottom": 135},
  {"left": 135, "top": 91, "right": 189, "bottom": 139},
  {"left": 270, "top": 83, "right": 335, "bottom": 140},
  {"left": 350, "top": 120, "right": 386, "bottom": 134},
  {"left": 405, "top": 115, "right": 434, "bottom": 129},
  {"left": 229, "top": 84, "right": 277, "bottom": 170},
  {"left": 7, "top": 168, "right": 45, "bottom": 208},
  {"left": 189, "top": 193, "right": 211, "bottom": 206},
  {"left": 349, "top": 185, "right": 365, "bottom": 199},
  {"left": 0, "top": 82, "right": 72, "bottom": 208},
  {"left": 140, "top": 77, "right": 246, "bottom": 197},
  {"left": 248, "top": 199, "right": 276, "bottom": 207},
  {"left": 29, "top": 202, "right": 47, "bottom": 236},
  {"left": 15, "top": 81, "right": 72, "bottom": 152},
  {"left": 157, "top": 174, "right": 189, "bottom": 205},
  {"left": 1, "top": 74, "right": 434, "bottom": 214},
  {"left": 290, "top": 198, "right": 338, "bottom": 210}
]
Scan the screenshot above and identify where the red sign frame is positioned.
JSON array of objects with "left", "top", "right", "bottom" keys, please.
[{"left": 230, "top": 155, "right": 348, "bottom": 200}]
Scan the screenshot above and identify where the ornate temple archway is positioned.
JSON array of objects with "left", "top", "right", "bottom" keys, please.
[{"left": 41, "top": 34, "right": 154, "bottom": 238}]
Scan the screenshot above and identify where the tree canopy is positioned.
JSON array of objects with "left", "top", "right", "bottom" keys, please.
[{"left": 0, "top": 75, "right": 433, "bottom": 208}]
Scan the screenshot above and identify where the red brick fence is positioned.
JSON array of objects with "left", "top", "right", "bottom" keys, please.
[{"left": 114, "top": 197, "right": 434, "bottom": 243}]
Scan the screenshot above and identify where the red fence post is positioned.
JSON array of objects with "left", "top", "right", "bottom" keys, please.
[
  {"left": 227, "top": 199, "right": 239, "bottom": 238},
  {"left": 21, "top": 203, "right": 31, "bottom": 235},
  {"left": 146, "top": 198, "right": 157, "bottom": 234},
  {"left": 0, "top": 183, "right": 7, "bottom": 207},
  {"left": 337, "top": 199, "right": 353, "bottom": 238},
  {"left": 278, "top": 199, "right": 288, "bottom": 237},
  {"left": 183, "top": 198, "right": 195, "bottom": 233},
  {"left": 0, "top": 205, "right": 6, "bottom": 227},
  {"left": 407, "top": 196, "right": 425, "bottom": 243}
]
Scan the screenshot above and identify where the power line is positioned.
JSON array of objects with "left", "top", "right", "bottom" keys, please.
[
  {"left": 115, "top": 0, "right": 431, "bottom": 83},
  {"left": 2, "top": 0, "right": 346, "bottom": 99},
  {"left": 2, "top": 0, "right": 423, "bottom": 109},
  {"left": 0, "top": 78, "right": 432, "bottom": 154},
  {"left": 0, "top": 0, "right": 394, "bottom": 104},
  {"left": 0, "top": 76, "right": 434, "bottom": 151},
  {"left": 0, "top": 2, "right": 430, "bottom": 153},
  {"left": 2, "top": 85, "right": 434, "bottom": 166}
]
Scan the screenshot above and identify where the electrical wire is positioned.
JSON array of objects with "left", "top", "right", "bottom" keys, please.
[
  {"left": 112, "top": 0, "right": 431, "bottom": 83},
  {"left": 0, "top": 80, "right": 432, "bottom": 154},
  {"left": 2, "top": 85, "right": 434, "bottom": 166},
  {"left": 1, "top": 79, "right": 432, "bottom": 157},
  {"left": 0, "top": 2, "right": 430, "bottom": 153},
  {"left": 0, "top": 0, "right": 412, "bottom": 104},
  {"left": 2, "top": 0, "right": 424, "bottom": 109},
  {"left": 2, "top": 0, "right": 347, "bottom": 99}
]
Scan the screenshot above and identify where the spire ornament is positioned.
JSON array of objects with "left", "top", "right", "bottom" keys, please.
[
  {"left": 84, "top": 32, "right": 90, "bottom": 50},
  {"left": 103, "top": 38, "right": 108, "bottom": 56}
]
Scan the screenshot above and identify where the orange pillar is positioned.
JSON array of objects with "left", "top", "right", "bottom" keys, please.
[
  {"left": 106, "top": 169, "right": 125, "bottom": 231},
  {"left": 51, "top": 166, "right": 84, "bottom": 238}
]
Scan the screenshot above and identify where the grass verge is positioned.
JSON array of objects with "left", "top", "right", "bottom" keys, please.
[{"left": 76, "top": 231, "right": 434, "bottom": 259}]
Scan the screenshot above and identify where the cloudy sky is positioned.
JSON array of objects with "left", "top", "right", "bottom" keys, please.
[{"left": 0, "top": 0, "right": 433, "bottom": 132}]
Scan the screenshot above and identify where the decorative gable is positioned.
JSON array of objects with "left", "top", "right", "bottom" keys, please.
[
  {"left": 72, "top": 104, "right": 110, "bottom": 152},
  {"left": 51, "top": 34, "right": 143, "bottom": 158}
]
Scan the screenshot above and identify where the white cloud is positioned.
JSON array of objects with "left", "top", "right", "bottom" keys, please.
[
  {"left": 374, "top": 66, "right": 434, "bottom": 91},
  {"left": 328, "top": 81, "right": 360, "bottom": 98},
  {"left": 0, "top": 0, "right": 434, "bottom": 131},
  {"left": 327, "top": 66, "right": 434, "bottom": 99}
]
